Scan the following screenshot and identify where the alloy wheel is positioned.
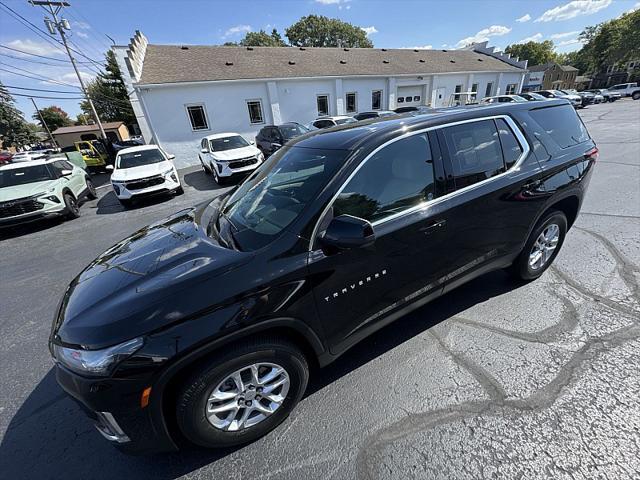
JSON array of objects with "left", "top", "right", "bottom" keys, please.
[
  {"left": 205, "top": 363, "right": 290, "bottom": 432},
  {"left": 529, "top": 223, "right": 560, "bottom": 270}
]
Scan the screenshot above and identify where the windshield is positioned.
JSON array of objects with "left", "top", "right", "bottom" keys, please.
[
  {"left": 0, "top": 164, "right": 55, "bottom": 187},
  {"left": 335, "top": 118, "right": 357, "bottom": 125},
  {"left": 210, "top": 136, "right": 249, "bottom": 152},
  {"left": 117, "top": 149, "right": 166, "bottom": 169},
  {"left": 216, "top": 146, "right": 349, "bottom": 251},
  {"left": 280, "top": 124, "right": 309, "bottom": 140}
]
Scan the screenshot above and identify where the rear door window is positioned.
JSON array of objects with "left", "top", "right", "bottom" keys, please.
[
  {"left": 529, "top": 104, "right": 590, "bottom": 149},
  {"left": 496, "top": 119, "right": 523, "bottom": 169},
  {"left": 441, "top": 119, "right": 505, "bottom": 189}
]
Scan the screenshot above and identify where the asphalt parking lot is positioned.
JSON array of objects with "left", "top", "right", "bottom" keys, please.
[{"left": 1, "top": 100, "right": 639, "bottom": 479}]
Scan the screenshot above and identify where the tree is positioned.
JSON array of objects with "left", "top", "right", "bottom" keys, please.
[
  {"left": 285, "top": 15, "right": 373, "bottom": 48},
  {"left": 75, "top": 113, "right": 93, "bottom": 126},
  {"left": 504, "top": 40, "right": 557, "bottom": 66},
  {"left": 0, "top": 82, "right": 38, "bottom": 148},
  {"left": 81, "top": 50, "right": 136, "bottom": 126},
  {"left": 32, "top": 105, "right": 71, "bottom": 131},
  {"left": 240, "top": 29, "right": 287, "bottom": 47}
]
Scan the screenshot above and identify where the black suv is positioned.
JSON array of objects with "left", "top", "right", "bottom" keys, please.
[
  {"left": 49, "top": 100, "right": 596, "bottom": 453},
  {"left": 255, "top": 122, "right": 309, "bottom": 157}
]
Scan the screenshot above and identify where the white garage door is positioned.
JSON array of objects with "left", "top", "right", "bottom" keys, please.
[{"left": 397, "top": 86, "right": 423, "bottom": 107}]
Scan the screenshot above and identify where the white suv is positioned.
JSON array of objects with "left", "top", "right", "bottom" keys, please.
[
  {"left": 606, "top": 83, "right": 640, "bottom": 100},
  {"left": 110, "top": 145, "right": 182, "bottom": 207},
  {"left": 199, "top": 133, "right": 264, "bottom": 185}
]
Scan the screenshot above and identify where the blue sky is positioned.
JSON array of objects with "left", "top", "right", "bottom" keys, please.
[{"left": 1, "top": 0, "right": 638, "bottom": 119}]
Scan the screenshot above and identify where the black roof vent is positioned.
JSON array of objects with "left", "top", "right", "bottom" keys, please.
[
  {"left": 246, "top": 46, "right": 254, "bottom": 51},
  {"left": 299, "top": 47, "right": 306, "bottom": 51},
  {"left": 288, "top": 60, "right": 296, "bottom": 65},
  {"left": 340, "top": 60, "right": 347, "bottom": 64},
  {"left": 225, "top": 61, "right": 234, "bottom": 66},
  {"left": 419, "top": 59, "right": 425, "bottom": 63},
  {"left": 381, "top": 48, "right": 387, "bottom": 51},
  {"left": 414, "top": 49, "right": 419, "bottom": 52},
  {"left": 343, "top": 48, "right": 350, "bottom": 51},
  {"left": 477, "top": 58, "right": 484, "bottom": 61},
  {"left": 383, "top": 60, "right": 389, "bottom": 64},
  {"left": 180, "top": 46, "right": 189, "bottom": 50},
  {"left": 442, "top": 49, "right": 448, "bottom": 52},
  {"left": 450, "top": 59, "right": 456, "bottom": 63}
]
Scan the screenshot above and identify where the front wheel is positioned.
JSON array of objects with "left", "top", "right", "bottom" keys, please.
[
  {"left": 510, "top": 210, "right": 567, "bottom": 281},
  {"left": 175, "top": 337, "right": 309, "bottom": 449},
  {"left": 63, "top": 193, "right": 80, "bottom": 219},
  {"left": 212, "top": 168, "right": 226, "bottom": 186},
  {"left": 632, "top": 91, "right": 640, "bottom": 100},
  {"left": 85, "top": 178, "right": 97, "bottom": 200}
]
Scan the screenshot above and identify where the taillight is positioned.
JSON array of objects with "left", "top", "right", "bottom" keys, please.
[{"left": 585, "top": 146, "right": 599, "bottom": 161}]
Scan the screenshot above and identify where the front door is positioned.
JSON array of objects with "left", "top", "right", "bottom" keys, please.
[
  {"left": 308, "top": 131, "right": 449, "bottom": 356},
  {"left": 432, "top": 87, "right": 446, "bottom": 108}
]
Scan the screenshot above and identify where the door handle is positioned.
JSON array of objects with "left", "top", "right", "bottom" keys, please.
[{"left": 420, "top": 219, "right": 446, "bottom": 235}]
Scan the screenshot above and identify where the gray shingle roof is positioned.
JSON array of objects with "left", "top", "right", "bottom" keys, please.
[
  {"left": 529, "top": 62, "right": 578, "bottom": 72},
  {"left": 137, "top": 45, "right": 524, "bottom": 85},
  {"left": 52, "top": 122, "right": 124, "bottom": 135}
]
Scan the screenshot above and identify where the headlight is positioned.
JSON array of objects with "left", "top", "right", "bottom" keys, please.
[
  {"left": 257, "top": 152, "right": 264, "bottom": 161},
  {"left": 53, "top": 337, "right": 144, "bottom": 377}
]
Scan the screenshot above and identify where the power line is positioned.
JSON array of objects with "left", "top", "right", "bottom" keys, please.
[
  {"left": 0, "top": 66, "right": 81, "bottom": 89},
  {"left": 0, "top": 1, "right": 68, "bottom": 55},
  {"left": 4, "top": 84, "right": 79, "bottom": 94},
  {"left": 0, "top": 51, "right": 74, "bottom": 67},
  {"left": 10, "top": 92, "right": 84, "bottom": 99},
  {"left": 0, "top": 43, "right": 93, "bottom": 64}
]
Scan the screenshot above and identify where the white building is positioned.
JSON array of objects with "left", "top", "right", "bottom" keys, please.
[{"left": 114, "top": 33, "right": 527, "bottom": 168}]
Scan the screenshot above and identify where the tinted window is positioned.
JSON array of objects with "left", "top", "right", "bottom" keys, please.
[
  {"left": 280, "top": 124, "right": 309, "bottom": 140},
  {"left": 52, "top": 160, "right": 73, "bottom": 176},
  {"left": 335, "top": 117, "right": 357, "bottom": 125},
  {"left": 186, "top": 105, "right": 208, "bottom": 130},
  {"left": 529, "top": 105, "right": 590, "bottom": 149},
  {"left": 496, "top": 119, "right": 523, "bottom": 168},
  {"left": 218, "top": 147, "right": 349, "bottom": 251},
  {"left": 334, "top": 134, "right": 435, "bottom": 223},
  {"left": 210, "top": 135, "right": 250, "bottom": 151},
  {"left": 372, "top": 90, "right": 382, "bottom": 110},
  {"left": 117, "top": 149, "right": 166, "bottom": 169},
  {"left": 442, "top": 119, "right": 505, "bottom": 189},
  {"left": 314, "top": 120, "right": 333, "bottom": 129},
  {"left": 0, "top": 164, "right": 55, "bottom": 186}
]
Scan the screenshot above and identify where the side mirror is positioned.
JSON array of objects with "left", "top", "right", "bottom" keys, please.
[
  {"left": 60, "top": 169, "right": 73, "bottom": 176},
  {"left": 250, "top": 140, "right": 255, "bottom": 145},
  {"left": 320, "top": 214, "right": 375, "bottom": 250},
  {"left": 168, "top": 154, "right": 175, "bottom": 160},
  {"left": 200, "top": 148, "right": 208, "bottom": 154}
]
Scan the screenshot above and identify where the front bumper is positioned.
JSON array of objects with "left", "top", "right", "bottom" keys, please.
[
  {"left": 112, "top": 173, "right": 181, "bottom": 200},
  {"left": 214, "top": 156, "right": 262, "bottom": 178},
  {"left": 0, "top": 196, "right": 66, "bottom": 226},
  {"left": 54, "top": 363, "right": 178, "bottom": 454}
]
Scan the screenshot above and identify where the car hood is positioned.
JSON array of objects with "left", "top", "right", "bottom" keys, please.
[
  {"left": 210, "top": 145, "right": 259, "bottom": 161},
  {"left": 111, "top": 161, "right": 173, "bottom": 181},
  {"left": 0, "top": 180, "right": 57, "bottom": 202},
  {"left": 52, "top": 204, "right": 254, "bottom": 348}
]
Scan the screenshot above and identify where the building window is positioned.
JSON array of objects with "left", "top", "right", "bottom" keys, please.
[
  {"left": 186, "top": 105, "right": 209, "bottom": 131},
  {"left": 246, "top": 100, "right": 264, "bottom": 124},
  {"left": 317, "top": 95, "right": 329, "bottom": 116},
  {"left": 397, "top": 96, "right": 405, "bottom": 103},
  {"left": 471, "top": 83, "right": 479, "bottom": 100},
  {"left": 372, "top": 90, "right": 382, "bottom": 110},
  {"left": 485, "top": 82, "right": 493, "bottom": 97},
  {"left": 345, "top": 92, "right": 357, "bottom": 113},
  {"left": 505, "top": 83, "right": 518, "bottom": 95},
  {"left": 413, "top": 95, "right": 421, "bottom": 102},
  {"left": 453, "top": 84, "right": 463, "bottom": 102}
]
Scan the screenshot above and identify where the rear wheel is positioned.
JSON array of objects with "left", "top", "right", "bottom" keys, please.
[
  {"left": 175, "top": 337, "right": 309, "bottom": 449},
  {"left": 510, "top": 210, "right": 567, "bottom": 281},
  {"left": 632, "top": 91, "right": 640, "bottom": 100},
  {"left": 63, "top": 193, "right": 80, "bottom": 219}
]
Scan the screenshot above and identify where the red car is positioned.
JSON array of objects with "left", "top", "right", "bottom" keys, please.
[{"left": 0, "top": 151, "right": 13, "bottom": 164}]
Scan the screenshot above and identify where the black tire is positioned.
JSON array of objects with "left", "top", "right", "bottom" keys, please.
[
  {"left": 175, "top": 186, "right": 184, "bottom": 195},
  {"left": 119, "top": 198, "right": 133, "bottom": 209},
  {"left": 212, "top": 168, "right": 226, "bottom": 186},
  {"left": 200, "top": 156, "right": 211, "bottom": 175},
  {"left": 63, "top": 192, "right": 80, "bottom": 219},
  {"left": 510, "top": 210, "right": 567, "bottom": 281},
  {"left": 175, "top": 336, "right": 309, "bottom": 449},
  {"left": 632, "top": 91, "right": 640, "bottom": 100},
  {"left": 85, "top": 177, "right": 98, "bottom": 200}
]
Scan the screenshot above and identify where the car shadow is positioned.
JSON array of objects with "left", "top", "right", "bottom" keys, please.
[
  {"left": 95, "top": 190, "right": 176, "bottom": 215},
  {"left": 0, "top": 270, "right": 523, "bottom": 479},
  {"left": 182, "top": 169, "right": 230, "bottom": 192}
]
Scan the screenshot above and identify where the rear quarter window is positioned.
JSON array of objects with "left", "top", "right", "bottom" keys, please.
[{"left": 529, "top": 104, "right": 590, "bottom": 149}]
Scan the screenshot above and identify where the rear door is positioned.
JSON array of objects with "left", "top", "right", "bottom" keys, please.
[{"left": 309, "top": 131, "right": 449, "bottom": 355}]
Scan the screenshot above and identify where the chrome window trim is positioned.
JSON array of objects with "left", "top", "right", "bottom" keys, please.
[{"left": 309, "top": 114, "right": 531, "bottom": 251}]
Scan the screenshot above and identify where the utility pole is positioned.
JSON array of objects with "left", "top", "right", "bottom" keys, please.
[
  {"left": 30, "top": 97, "right": 57, "bottom": 147},
  {"left": 29, "top": 0, "right": 107, "bottom": 141}
]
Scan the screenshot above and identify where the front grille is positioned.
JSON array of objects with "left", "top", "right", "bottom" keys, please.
[
  {"left": 0, "top": 196, "right": 44, "bottom": 218},
  {"left": 125, "top": 175, "right": 165, "bottom": 190},
  {"left": 229, "top": 156, "right": 258, "bottom": 170}
]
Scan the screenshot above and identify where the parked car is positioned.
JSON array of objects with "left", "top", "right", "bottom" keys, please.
[
  {"left": 110, "top": 145, "right": 182, "bottom": 207},
  {"left": 481, "top": 95, "right": 528, "bottom": 104},
  {"left": 112, "top": 140, "right": 147, "bottom": 152},
  {"left": 310, "top": 116, "right": 357, "bottom": 129},
  {"left": 0, "top": 150, "right": 13, "bottom": 164},
  {"left": 516, "top": 92, "right": 547, "bottom": 101},
  {"left": 60, "top": 141, "right": 110, "bottom": 172},
  {"left": 537, "top": 90, "right": 582, "bottom": 108},
  {"left": 128, "top": 135, "right": 145, "bottom": 144},
  {"left": 353, "top": 110, "right": 396, "bottom": 121},
  {"left": 585, "top": 88, "right": 621, "bottom": 102},
  {"left": 199, "top": 133, "right": 264, "bottom": 185},
  {"left": 255, "top": 123, "right": 309, "bottom": 157},
  {"left": 395, "top": 105, "right": 436, "bottom": 114},
  {"left": 565, "top": 89, "right": 595, "bottom": 107},
  {"left": 49, "top": 99, "right": 597, "bottom": 454},
  {"left": 10, "top": 151, "right": 47, "bottom": 163},
  {"left": 606, "top": 82, "right": 640, "bottom": 99},
  {"left": 0, "top": 157, "right": 96, "bottom": 225}
]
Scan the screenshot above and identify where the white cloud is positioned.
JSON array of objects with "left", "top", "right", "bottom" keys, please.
[
  {"left": 519, "top": 33, "right": 543, "bottom": 43},
  {"left": 315, "top": 0, "right": 348, "bottom": 4},
  {"left": 57, "top": 71, "right": 94, "bottom": 86},
  {"left": 557, "top": 38, "right": 582, "bottom": 46},
  {"left": 535, "top": 0, "right": 612, "bottom": 22},
  {"left": 550, "top": 30, "right": 581, "bottom": 39},
  {"left": 72, "top": 20, "right": 91, "bottom": 30},
  {"left": 6, "top": 39, "right": 65, "bottom": 57},
  {"left": 626, "top": 1, "right": 640, "bottom": 13},
  {"left": 223, "top": 24, "right": 252, "bottom": 38},
  {"left": 455, "top": 25, "right": 511, "bottom": 48},
  {"left": 362, "top": 26, "right": 378, "bottom": 36},
  {"left": 75, "top": 31, "right": 89, "bottom": 39},
  {"left": 516, "top": 13, "right": 531, "bottom": 22},
  {"left": 401, "top": 45, "right": 433, "bottom": 50}
]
